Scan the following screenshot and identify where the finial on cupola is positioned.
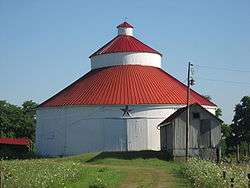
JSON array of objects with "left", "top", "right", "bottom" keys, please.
[{"left": 117, "top": 21, "right": 134, "bottom": 36}]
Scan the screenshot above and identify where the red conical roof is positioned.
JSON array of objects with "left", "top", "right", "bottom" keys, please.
[
  {"left": 89, "top": 35, "right": 162, "bottom": 58},
  {"left": 39, "top": 65, "right": 216, "bottom": 107},
  {"left": 117, "top": 21, "right": 134, "bottom": 28}
]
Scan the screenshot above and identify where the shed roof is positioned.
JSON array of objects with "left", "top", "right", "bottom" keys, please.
[
  {"left": 159, "top": 103, "right": 223, "bottom": 126},
  {"left": 0, "top": 137, "right": 31, "bottom": 146}
]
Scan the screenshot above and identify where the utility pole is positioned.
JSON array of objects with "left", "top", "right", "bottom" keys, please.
[{"left": 186, "top": 62, "right": 194, "bottom": 161}]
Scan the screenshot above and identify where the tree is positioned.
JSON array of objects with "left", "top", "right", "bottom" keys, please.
[
  {"left": 226, "top": 96, "right": 250, "bottom": 160},
  {"left": 0, "top": 100, "right": 38, "bottom": 141},
  {"left": 215, "top": 108, "right": 222, "bottom": 118},
  {"left": 20, "top": 100, "right": 37, "bottom": 141},
  {"left": 214, "top": 107, "right": 231, "bottom": 156},
  {"left": 231, "top": 96, "right": 250, "bottom": 144}
]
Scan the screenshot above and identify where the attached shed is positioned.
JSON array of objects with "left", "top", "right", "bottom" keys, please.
[
  {"left": 159, "top": 103, "right": 222, "bottom": 160},
  {"left": 0, "top": 137, "right": 31, "bottom": 158}
]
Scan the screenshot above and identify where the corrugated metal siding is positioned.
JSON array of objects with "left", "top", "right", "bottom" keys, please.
[
  {"left": 40, "top": 65, "right": 216, "bottom": 107},
  {"left": 89, "top": 35, "right": 162, "bottom": 57}
]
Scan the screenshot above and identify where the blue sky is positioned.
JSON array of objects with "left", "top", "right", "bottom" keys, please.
[{"left": 1, "top": 0, "right": 250, "bottom": 123}]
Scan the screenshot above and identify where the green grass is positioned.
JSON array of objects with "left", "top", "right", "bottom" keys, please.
[
  {"left": 64, "top": 167, "right": 126, "bottom": 188},
  {"left": 0, "top": 151, "right": 191, "bottom": 188},
  {"left": 0, "top": 157, "right": 125, "bottom": 188}
]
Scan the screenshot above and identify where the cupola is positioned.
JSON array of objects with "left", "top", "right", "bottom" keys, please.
[
  {"left": 117, "top": 22, "right": 134, "bottom": 36},
  {"left": 89, "top": 22, "right": 162, "bottom": 70}
]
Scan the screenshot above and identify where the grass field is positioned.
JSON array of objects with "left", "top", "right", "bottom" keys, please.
[{"left": 0, "top": 151, "right": 191, "bottom": 188}]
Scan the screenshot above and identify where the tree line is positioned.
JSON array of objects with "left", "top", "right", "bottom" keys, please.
[{"left": 218, "top": 96, "right": 250, "bottom": 160}]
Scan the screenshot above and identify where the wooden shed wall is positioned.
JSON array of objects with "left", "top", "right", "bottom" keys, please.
[
  {"left": 171, "top": 105, "right": 221, "bottom": 157},
  {"left": 160, "top": 123, "right": 174, "bottom": 153}
]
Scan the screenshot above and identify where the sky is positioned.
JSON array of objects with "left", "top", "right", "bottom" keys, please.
[{"left": 0, "top": 0, "right": 250, "bottom": 123}]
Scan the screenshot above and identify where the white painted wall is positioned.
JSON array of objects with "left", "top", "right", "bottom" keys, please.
[
  {"left": 91, "top": 52, "right": 162, "bottom": 69},
  {"left": 36, "top": 104, "right": 216, "bottom": 156},
  {"left": 127, "top": 119, "right": 148, "bottom": 150},
  {"left": 118, "top": 27, "right": 133, "bottom": 36}
]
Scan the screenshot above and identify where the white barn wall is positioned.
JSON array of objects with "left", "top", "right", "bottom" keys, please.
[
  {"left": 36, "top": 108, "right": 66, "bottom": 156},
  {"left": 147, "top": 107, "right": 177, "bottom": 150},
  {"left": 36, "top": 104, "right": 216, "bottom": 156},
  {"left": 127, "top": 119, "right": 148, "bottom": 150}
]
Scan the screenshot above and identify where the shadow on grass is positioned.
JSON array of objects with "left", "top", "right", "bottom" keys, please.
[{"left": 86, "top": 150, "right": 171, "bottom": 163}]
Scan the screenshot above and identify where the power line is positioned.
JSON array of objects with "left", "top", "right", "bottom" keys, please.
[
  {"left": 198, "top": 77, "right": 250, "bottom": 86},
  {"left": 195, "top": 64, "right": 250, "bottom": 73}
]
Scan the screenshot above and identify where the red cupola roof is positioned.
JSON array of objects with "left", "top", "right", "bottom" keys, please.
[
  {"left": 89, "top": 35, "right": 162, "bottom": 58},
  {"left": 117, "top": 21, "right": 134, "bottom": 28},
  {"left": 39, "top": 65, "right": 216, "bottom": 107},
  {"left": 89, "top": 22, "right": 162, "bottom": 58}
]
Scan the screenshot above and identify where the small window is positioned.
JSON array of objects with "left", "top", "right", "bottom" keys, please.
[{"left": 193, "top": 112, "right": 200, "bottom": 119}]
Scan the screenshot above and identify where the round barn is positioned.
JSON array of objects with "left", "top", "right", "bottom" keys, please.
[{"left": 36, "top": 22, "right": 216, "bottom": 156}]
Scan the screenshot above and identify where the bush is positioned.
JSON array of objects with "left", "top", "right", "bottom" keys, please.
[
  {"left": 181, "top": 158, "right": 248, "bottom": 188},
  {"left": 89, "top": 177, "right": 108, "bottom": 188}
]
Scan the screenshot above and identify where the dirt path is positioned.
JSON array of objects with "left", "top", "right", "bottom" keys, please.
[
  {"left": 85, "top": 164, "right": 188, "bottom": 188},
  {"left": 119, "top": 167, "right": 173, "bottom": 188}
]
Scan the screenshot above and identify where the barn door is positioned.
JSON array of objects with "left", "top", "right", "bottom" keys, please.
[
  {"left": 127, "top": 119, "right": 147, "bottom": 151},
  {"left": 103, "top": 119, "right": 127, "bottom": 151}
]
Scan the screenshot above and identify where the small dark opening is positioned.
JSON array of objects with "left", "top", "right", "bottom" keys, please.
[{"left": 193, "top": 112, "right": 200, "bottom": 119}]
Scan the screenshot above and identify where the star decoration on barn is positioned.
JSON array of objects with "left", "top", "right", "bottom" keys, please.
[{"left": 120, "top": 105, "right": 133, "bottom": 117}]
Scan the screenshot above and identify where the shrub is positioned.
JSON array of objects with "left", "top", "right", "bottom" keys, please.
[
  {"left": 181, "top": 158, "right": 248, "bottom": 188},
  {"left": 89, "top": 177, "right": 108, "bottom": 188}
]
